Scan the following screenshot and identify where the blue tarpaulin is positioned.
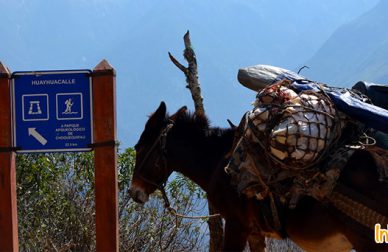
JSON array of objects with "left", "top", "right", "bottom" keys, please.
[
  {"left": 291, "top": 81, "right": 388, "bottom": 133},
  {"left": 274, "top": 73, "right": 388, "bottom": 134}
]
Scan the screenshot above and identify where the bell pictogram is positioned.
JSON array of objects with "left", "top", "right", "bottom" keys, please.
[{"left": 28, "top": 101, "right": 42, "bottom": 115}]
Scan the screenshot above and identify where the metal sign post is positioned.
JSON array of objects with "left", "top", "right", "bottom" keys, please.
[{"left": 0, "top": 62, "right": 19, "bottom": 251}]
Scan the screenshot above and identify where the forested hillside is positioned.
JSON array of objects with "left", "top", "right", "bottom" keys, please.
[{"left": 16, "top": 149, "right": 208, "bottom": 251}]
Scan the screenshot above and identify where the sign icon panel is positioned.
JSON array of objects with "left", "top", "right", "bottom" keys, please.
[
  {"left": 22, "top": 94, "right": 49, "bottom": 121},
  {"left": 57, "top": 93, "right": 83, "bottom": 120},
  {"left": 12, "top": 70, "right": 93, "bottom": 153}
]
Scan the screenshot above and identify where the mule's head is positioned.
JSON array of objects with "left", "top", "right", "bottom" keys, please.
[{"left": 129, "top": 101, "right": 186, "bottom": 204}]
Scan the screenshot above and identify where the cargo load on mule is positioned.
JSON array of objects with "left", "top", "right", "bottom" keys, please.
[{"left": 225, "top": 65, "right": 388, "bottom": 214}]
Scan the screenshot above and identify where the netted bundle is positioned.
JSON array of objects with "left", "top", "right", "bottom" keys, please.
[{"left": 247, "top": 80, "right": 340, "bottom": 169}]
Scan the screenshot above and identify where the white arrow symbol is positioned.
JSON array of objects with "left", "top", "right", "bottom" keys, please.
[{"left": 28, "top": 128, "right": 48, "bottom": 145}]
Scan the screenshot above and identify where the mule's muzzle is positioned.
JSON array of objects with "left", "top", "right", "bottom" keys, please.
[{"left": 129, "top": 186, "right": 149, "bottom": 204}]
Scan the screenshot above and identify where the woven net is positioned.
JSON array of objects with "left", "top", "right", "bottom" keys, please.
[{"left": 247, "top": 80, "right": 341, "bottom": 170}]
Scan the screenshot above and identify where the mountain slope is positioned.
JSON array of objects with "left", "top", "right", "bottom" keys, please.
[
  {"left": 304, "top": 0, "right": 388, "bottom": 87},
  {"left": 109, "top": 0, "right": 378, "bottom": 145}
]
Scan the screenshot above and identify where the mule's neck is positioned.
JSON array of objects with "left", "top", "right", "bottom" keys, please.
[{"left": 166, "top": 119, "right": 234, "bottom": 193}]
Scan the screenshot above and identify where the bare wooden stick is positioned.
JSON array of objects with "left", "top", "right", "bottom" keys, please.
[
  {"left": 168, "top": 52, "right": 187, "bottom": 74},
  {"left": 207, "top": 203, "right": 223, "bottom": 252},
  {"left": 169, "top": 31, "right": 223, "bottom": 252},
  {"left": 168, "top": 30, "right": 205, "bottom": 115}
]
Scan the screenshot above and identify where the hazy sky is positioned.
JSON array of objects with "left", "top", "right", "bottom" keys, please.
[{"left": 0, "top": 0, "right": 379, "bottom": 146}]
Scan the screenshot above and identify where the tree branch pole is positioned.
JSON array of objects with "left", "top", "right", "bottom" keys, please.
[
  {"left": 168, "top": 31, "right": 205, "bottom": 115},
  {"left": 169, "top": 31, "right": 223, "bottom": 252}
]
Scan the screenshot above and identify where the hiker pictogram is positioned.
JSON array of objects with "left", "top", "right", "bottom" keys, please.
[
  {"left": 56, "top": 93, "right": 83, "bottom": 120},
  {"left": 63, "top": 98, "right": 77, "bottom": 115}
]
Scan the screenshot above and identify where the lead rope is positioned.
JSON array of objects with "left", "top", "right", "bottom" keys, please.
[
  {"left": 159, "top": 184, "right": 220, "bottom": 249},
  {"left": 158, "top": 186, "right": 221, "bottom": 220}
]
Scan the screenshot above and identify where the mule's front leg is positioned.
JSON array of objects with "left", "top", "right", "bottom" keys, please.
[
  {"left": 223, "top": 220, "right": 250, "bottom": 252},
  {"left": 247, "top": 234, "right": 265, "bottom": 252}
]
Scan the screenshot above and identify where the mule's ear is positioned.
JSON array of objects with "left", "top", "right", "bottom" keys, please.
[
  {"left": 170, "top": 106, "right": 187, "bottom": 121},
  {"left": 227, "top": 119, "right": 236, "bottom": 129},
  {"left": 157, "top": 101, "right": 167, "bottom": 115},
  {"left": 146, "top": 101, "right": 167, "bottom": 129}
]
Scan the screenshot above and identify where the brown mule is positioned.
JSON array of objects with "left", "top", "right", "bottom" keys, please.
[{"left": 129, "top": 102, "right": 388, "bottom": 251}]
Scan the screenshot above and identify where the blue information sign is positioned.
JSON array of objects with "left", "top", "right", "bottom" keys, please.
[{"left": 12, "top": 70, "right": 93, "bottom": 153}]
